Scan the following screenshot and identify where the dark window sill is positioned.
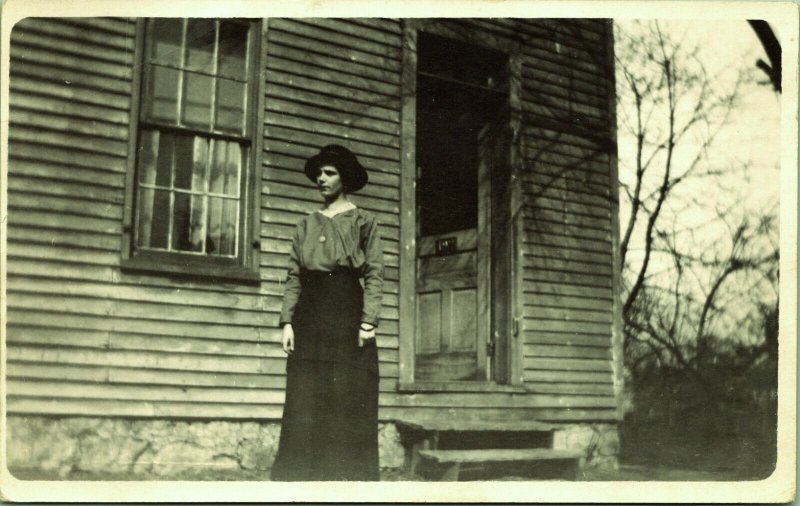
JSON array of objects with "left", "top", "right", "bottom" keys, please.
[
  {"left": 397, "top": 381, "right": 527, "bottom": 394},
  {"left": 120, "top": 254, "right": 261, "bottom": 285}
]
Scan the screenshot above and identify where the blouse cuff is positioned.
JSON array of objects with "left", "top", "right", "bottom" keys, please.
[
  {"left": 361, "top": 316, "right": 379, "bottom": 328},
  {"left": 278, "top": 307, "right": 295, "bottom": 328}
]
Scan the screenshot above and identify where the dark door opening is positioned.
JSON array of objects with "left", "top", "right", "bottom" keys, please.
[{"left": 414, "top": 32, "right": 510, "bottom": 382}]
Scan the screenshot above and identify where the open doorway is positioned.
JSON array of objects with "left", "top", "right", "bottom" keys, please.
[{"left": 414, "top": 32, "right": 511, "bottom": 383}]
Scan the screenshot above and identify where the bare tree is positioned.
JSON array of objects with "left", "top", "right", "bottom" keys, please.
[
  {"left": 615, "top": 21, "right": 779, "bottom": 382},
  {"left": 627, "top": 212, "right": 778, "bottom": 379}
]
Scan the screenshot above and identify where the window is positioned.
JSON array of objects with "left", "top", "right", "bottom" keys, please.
[{"left": 122, "top": 18, "right": 263, "bottom": 282}]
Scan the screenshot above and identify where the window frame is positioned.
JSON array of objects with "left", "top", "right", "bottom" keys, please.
[{"left": 120, "top": 18, "right": 265, "bottom": 284}]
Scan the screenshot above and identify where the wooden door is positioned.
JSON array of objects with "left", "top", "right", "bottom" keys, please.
[{"left": 414, "top": 122, "right": 512, "bottom": 382}]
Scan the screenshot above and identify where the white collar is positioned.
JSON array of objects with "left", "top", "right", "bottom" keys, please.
[{"left": 317, "top": 203, "right": 357, "bottom": 218}]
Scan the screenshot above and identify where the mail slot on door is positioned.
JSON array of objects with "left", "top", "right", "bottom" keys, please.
[{"left": 435, "top": 237, "right": 458, "bottom": 256}]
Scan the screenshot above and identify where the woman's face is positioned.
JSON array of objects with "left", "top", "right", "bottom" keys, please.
[{"left": 316, "top": 164, "right": 344, "bottom": 199}]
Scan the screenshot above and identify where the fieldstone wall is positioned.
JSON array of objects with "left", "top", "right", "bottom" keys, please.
[
  {"left": 6, "top": 416, "right": 405, "bottom": 480},
  {"left": 7, "top": 416, "right": 618, "bottom": 479},
  {"left": 552, "top": 423, "right": 620, "bottom": 469}
]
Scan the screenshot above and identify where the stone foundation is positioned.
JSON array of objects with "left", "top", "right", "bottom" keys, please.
[
  {"left": 6, "top": 416, "right": 405, "bottom": 480},
  {"left": 552, "top": 423, "right": 620, "bottom": 470},
  {"left": 6, "top": 416, "right": 618, "bottom": 479}
]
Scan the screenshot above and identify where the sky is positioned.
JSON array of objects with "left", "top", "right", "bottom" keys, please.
[
  {"left": 616, "top": 19, "right": 781, "bottom": 216},
  {"left": 700, "top": 21, "right": 782, "bottom": 208}
]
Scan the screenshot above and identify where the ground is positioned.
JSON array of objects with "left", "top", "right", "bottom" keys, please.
[
  {"left": 618, "top": 418, "right": 776, "bottom": 481},
  {"left": 9, "top": 463, "right": 749, "bottom": 482}
]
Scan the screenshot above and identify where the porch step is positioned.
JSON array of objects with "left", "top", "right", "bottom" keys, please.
[
  {"left": 394, "top": 418, "right": 581, "bottom": 480},
  {"left": 395, "top": 419, "right": 557, "bottom": 433},
  {"left": 419, "top": 448, "right": 582, "bottom": 463},
  {"left": 417, "top": 448, "right": 583, "bottom": 481}
]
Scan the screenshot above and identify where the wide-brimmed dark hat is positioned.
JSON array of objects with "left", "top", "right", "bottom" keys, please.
[{"left": 304, "top": 144, "right": 368, "bottom": 193}]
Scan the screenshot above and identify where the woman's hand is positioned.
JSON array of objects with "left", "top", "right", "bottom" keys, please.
[
  {"left": 358, "top": 324, "right": 376, "bottom": 348},
  {"left": 282, "top": 324, "right": 295, "bottom": 354}
]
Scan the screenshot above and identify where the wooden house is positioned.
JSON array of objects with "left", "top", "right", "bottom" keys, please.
[{"left": 4, "top": 16, "right": 622, "bottom": 478}]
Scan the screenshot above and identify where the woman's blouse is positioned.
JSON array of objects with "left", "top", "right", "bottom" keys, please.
[{"left": 279, "top": 207, "right": 384, "bottom": 328}]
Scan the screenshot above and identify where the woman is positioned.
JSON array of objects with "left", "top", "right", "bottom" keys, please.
[{"left": 270, "top": 144, "right": 384, "bottom": 481}]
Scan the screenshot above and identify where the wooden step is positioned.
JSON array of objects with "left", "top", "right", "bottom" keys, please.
[
  {"left": 419, "top": 448, "right": 582, "bottom": 463},
  {"left": 417, "top": 448, "right": 583, "bottom": 481},
  {"left": 395, "top": 419, "right": 558, "bottom": 433}
]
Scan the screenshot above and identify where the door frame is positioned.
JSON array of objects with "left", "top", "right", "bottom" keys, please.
[{"left": 398, "top": 20, "right": 524, "bottom": 388}]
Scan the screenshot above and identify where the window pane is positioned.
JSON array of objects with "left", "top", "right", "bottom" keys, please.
[
  {"left": 210, "top": 141, "right": 241, "bottom": 196},
  {"left": 185, "top": 19, "right": 216, "bottom": 73},
  {"left": 137, "top": 130, "right": 160, "bottom": 185},
  {"left": 207, "top": 196, "right": 238, "bottom": 256},
  {"left": 172, "top": 192, "right": 190, "bottom": 251},
  {"left": 191, "top": 137, "right": 210, "bottom": 192},
  {"left": 228, "top": 144, "right": 244, "bottom": 198},
  {"left": 206, "top": 196, "right": 222, "bottom": 254},
  {"left": 173, "top": 135, "right": 195, "bottom": 190},
  {"left": 190, "top": 194, "right": 208, "bottom": 252},
  {"left": 172, "top": 192, "right": 205, "bottom": 252},
  {"left": 149, "top": 19, "right": 183, "bottom": 66},
  {"left": 136, "top": 187, "right": 155, "bottom": 247},
  {"left": 154, "top": 133, "right": 175, "bottom": 187},
  {"left": 218, "top": 21, "right": 248, "bottom": 80},
  {"left": 144, "top": 66, "right": 180, "bottom": 123},
  {"left": 220, "top": 198, "right": 238, "bottom": 256},
  {"left": 181, "top": 72, "right": 213, "bottom": 128},
  {"left": 417, "top": 32, "right": 507, "bottom": 92},
  {"left": 138, "top": 188, "right": 170, "bottom": 249},
  {"left": 215, "top": 78, "right": 246, "bottom": 134}
]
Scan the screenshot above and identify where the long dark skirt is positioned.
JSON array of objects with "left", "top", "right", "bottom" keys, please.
[{"left": 270, "top": 269, "right": 379, "bottom": 481}]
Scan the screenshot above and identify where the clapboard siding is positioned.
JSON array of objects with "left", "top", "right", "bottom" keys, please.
[
  {"left": 10, "top": 377, "right": 617, "bottom": 410},
  {"left": 265, "top": 97, "right": 400, "bottom": 138},
  {"left": 514, "top": 19, "right": 616, "bottom": 408},
  {"left": 6, "top": 17, "right": 618, "bottom": 424},
  {"left": 17, "top": 17, "right": 135, "bottom": 48},
  {"left": 6, "top": 358, "right": 389, "bottom": 395},
  {"left": 522, "top": 137, "right": 612, "bottom": 166},
  {"left": 266, "top": 124, "right": 400, "bottom": 162},
  {"left": 270, "top": 19, "right": 402, "bottom": 67},
  {"left": 9, "top": 141, "right": 128, "bottom": 174},
  {"left": 10, "top": 31, "right": 132, "bottom": 67}
]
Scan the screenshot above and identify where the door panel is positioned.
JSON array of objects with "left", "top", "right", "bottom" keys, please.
[
  {"left": 416, "top": 292, "right": 442, "bottom": 354},
  {"left": 451, "top": 288, "right": 478, "bottom": 351}
]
